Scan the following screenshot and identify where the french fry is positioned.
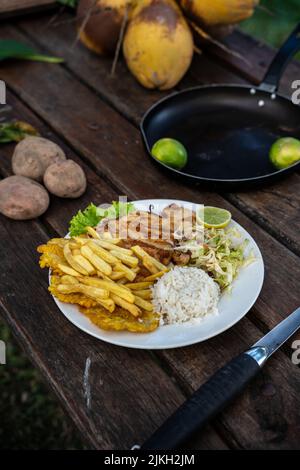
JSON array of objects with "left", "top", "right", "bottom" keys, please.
[
  {"left": 143, "top": 270, "right": 169, "bottom": 281},
  {"left": 86, "top": 226, "right": 100, "bottom": 239},
  {"left": 73, "top": 254, "right": 95, "bottom": 275},
  {"left": 57, "top": 283, "right": 109, "bottom": 300},
  {"left": 95, "top": 239, "right": 133, "bottom": 255},
  {"left": 114, "top": 262, "right": 136, "bottom": 282},
  {"left": 88, "top": 242, "right": 119, "bottom": 265},
  {"left": 134, "top": 289, "right": 152, "bottom": 300},
  {"left": 78, "top": 277, "right": 135, "bottom": 303},
  {"left": 131, "top": 245, "right": 166, "bottom": 271},
  {"left": 96, "top": 271, "right": 111, "bottom": 281},
  {"left": 111, "top": 294, "right": 141, "bottom": 317},
  {"left": 48, "top": 238, "right": 68, "bottom": 247},
  {"left": 61, "top": 275, "right": 79, "bottom": 285},
  {"left": 99, "top": 232, "right": 121, "bottom": 243},
  {"left": 64, "top": 243, "right": 89, "bottom": 275},
  {"left": 57, "top": 263, "right": 81, "bottom": 277},
  {"left": 148, "top": 258, "right": 166, "bottom": 272},
  {"left": 74, "top": 237, "right": 89, "bottom": 246},
  {"left": 97, "top": 297, "right": 116, "bottom": 313},
  {"left": 80, "top": 245, "right": 112, "bottom": 276},
  {"left": 110, "top": 271, "right": 126, "bottom": 281},
  {"left": 125, "top": 281, "right": 153, "bottom": 290},
  {"left": 110, "top": 250, "right": 138, "bottom": 268},
  {"left": 142, "top": 257, "right": 158, "bottom": 275},
  {"left": 134, "top": 296, "right": 153, "bottom": 312},
  {"left": 68, "top": 241, "right": 79, "bottom": 250}
]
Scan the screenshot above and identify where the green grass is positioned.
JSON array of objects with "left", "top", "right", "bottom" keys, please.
[
  {"left": 0, "top": 319, "right": 86, "bottom": 449},
  {"left": 240, "top": 0, "right": 300, "bottom": 55}
]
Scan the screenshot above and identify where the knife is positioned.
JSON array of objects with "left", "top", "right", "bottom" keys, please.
[{"left": 140, "top": 307, "right": 300, "bottom": 450}]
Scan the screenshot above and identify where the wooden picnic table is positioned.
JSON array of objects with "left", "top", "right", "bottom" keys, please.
[{"left": 1, "top": 9, "right": 300, "bottom": 450}]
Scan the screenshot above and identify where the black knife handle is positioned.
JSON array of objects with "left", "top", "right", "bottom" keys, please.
[{"left": 141, "top": 353, "right": 260, "bottom": 450}]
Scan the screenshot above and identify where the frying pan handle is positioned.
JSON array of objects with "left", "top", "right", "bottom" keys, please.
[{"left": 259, "top": 23, "right": 300, "bottom": 94}]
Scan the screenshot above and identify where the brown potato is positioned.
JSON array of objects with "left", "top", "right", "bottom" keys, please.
[
  {"left": 43, "top": 160, "right": 87, "bottom": 198},
  {"left": 12, "top": 136, "right": 66, "bottom": 182},
  {"left": 0, "top": 175, "right": 49, "bottom": 220}
]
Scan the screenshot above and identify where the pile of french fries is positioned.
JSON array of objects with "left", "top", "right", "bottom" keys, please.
[{"left": 38, "top": 226, "right": 168, "bottom": 320}]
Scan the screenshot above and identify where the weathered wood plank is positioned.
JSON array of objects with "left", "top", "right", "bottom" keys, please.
[
  {"left": 1, "top": 99, "right": 298, "bottom": 448},
  {"left": 12, "top": 15, "right": 300, "bottom": 255},
  {"left": 0, "top": 0, "right": 56, "bottom": 17},
  {"left": 161, "top": 317, "right": 300, "bottom": 449},
  {"left": 1, "top": 78, "right": 300, "bottom": 447},
  {"left": 0, "top": 28, "right": 299, "bottom": 331},
  {"left": 207, "top": 30, "right": 300, "bottom": 96},
  {"left": 0, "top": 93, "right": 227, "bottom": 451},
  {"left": 0, "top": 189, "right": 228, "bottom": 451}
]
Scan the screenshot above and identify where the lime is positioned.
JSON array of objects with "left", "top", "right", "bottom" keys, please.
[
  {"left": 151, "top": 138, "right": 188, "bottom": 170},
  {"left": 197, "top": 206, "right": 232, "bottom": 229},
  {"left": 269, "top": 137, "right": 300, "bottom": 170}
]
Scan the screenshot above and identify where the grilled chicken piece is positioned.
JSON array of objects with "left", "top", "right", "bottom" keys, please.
[
  {"left": 172, "top": 251, "right": 191, "bottom": 266},
  {"left": 161, "top": 204, "right": 196, "bottom": 239},
  {"left": 97, "top": 210, "right": 173, "bottom": 242}
]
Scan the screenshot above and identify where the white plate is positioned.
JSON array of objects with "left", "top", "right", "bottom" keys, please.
[{"left": 51, "top": 199, "right": 264, "bottom": 349}]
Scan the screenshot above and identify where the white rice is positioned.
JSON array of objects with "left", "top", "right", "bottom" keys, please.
[{"left": 152, "top": 266, "right": 220, "bottom": 325}]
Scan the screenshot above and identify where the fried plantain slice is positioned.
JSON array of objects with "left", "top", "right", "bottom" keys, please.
[
  {"left": 38, "top": 242, "right": 66, "bottom": 273},
  {"left": 49, "top": 275, "right": 98, "bottom": 308},
  {"left": 80, "top": 305, "right": 160, "bottom": 333},
  {"left": 37, "top": 242, "right": 65, "bottom": 257}
]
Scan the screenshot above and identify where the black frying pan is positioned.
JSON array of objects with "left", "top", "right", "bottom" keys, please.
[{"left": 141, "top": 24, "right": 300, "bottom": 189}]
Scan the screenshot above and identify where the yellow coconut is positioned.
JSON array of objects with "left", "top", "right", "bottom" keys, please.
[
  {"left": 77, "top": 0, "right": 134, "bottom": 56},
  {"left": 123, "top": 0, "right": 194, "bottom": 90},
  {"left": 178, "top": 0, "right": 259, "bottom": 26}
]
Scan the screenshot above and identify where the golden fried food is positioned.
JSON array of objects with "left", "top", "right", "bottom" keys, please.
[
  {"left": 134, "top": 295, "right": 153, "bottom": 312},
  {"left": 110, "top": 293, "right": 141, "bottom": 317},
  {"left": 80, "top": 244, "right": 112, "bottom": 276},
  {"left": 134, "top": 289, "right": 152, "bottom": 300},
  {"left": 80, "top": 306, "right": 159, "bottom": 333},
  {"left": 63, "top": 243, "right": 90, "bottom": 275},
  {"left": 38, "top": 235, "right": 161, "bottom": 331},
  {"left": 49, "top": 276, "right": 98, "bottom": 308},
  {"left": 124, "top": 281, "right": 153, "bottom": 290},
  {"left": 143, "top": 270, "right": 169, "bottom": 281}
]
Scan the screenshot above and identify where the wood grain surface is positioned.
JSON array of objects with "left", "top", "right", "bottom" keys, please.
[
  {"left": 0, "top": 10, "right": 299, "bottom": 450},
  {"left": 0, "top": 0, "right": 56, "bottom": 16}
]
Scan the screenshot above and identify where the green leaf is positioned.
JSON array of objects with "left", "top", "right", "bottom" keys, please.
[
  {"left": 69, "top": 201, "right": 136, "bottom": 237},
  {"left": 57, "top": 0, "right": 78, "bottom": 7},
  {"left": 0, "top": 121, "right": 39, "bottom": 144},
  {"left": 0, "top": 40, "right": 64, "bottom": 63},
  {"left": 69, "top": 204, "right": 101, "bottom": 237}
]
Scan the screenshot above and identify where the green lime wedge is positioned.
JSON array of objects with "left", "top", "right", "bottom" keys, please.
[{"left": 197, "top": 206, "right": 232, "bottom": 229}]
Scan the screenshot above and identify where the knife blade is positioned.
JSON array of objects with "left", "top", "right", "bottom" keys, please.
[{"left": 140, "top": 307, "right": 300, "bottom": 450}]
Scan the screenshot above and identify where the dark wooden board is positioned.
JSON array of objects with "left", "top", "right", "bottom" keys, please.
[
  {"left": 0, "top": 12, "right": 300, "bottom": 449},
  {"left": 0, "top": 0, "right": 56, "bottom": 18},
  {"left": 11, "top": 14, "right": 300, "bottom": 255},
  {"left": 1, "top": 94, "right": 300, "bottom": 450}
]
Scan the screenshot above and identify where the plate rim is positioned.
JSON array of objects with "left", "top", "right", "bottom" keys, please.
[{"left": 50, "top": 198, "right": 265, "bottom": 349}]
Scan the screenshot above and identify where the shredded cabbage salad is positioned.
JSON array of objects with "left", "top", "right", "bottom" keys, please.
[{"left": 179, "top": 226, "right": 255, "bottom": 290}]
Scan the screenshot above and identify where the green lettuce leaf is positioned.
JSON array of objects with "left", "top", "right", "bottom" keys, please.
[{"left": 69, "top": 201, "right": 135, "bottom": 237}]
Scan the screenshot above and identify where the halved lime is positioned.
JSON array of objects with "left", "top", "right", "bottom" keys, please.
[
  {"left": 269, "top": 137, "right": 300, "bottom": 170},
  {"left": 197, "top": 206, "right": 232, "bottom": 229},
  {"left": 151, "top": 138, "right": 188, "bottom": 170}
]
